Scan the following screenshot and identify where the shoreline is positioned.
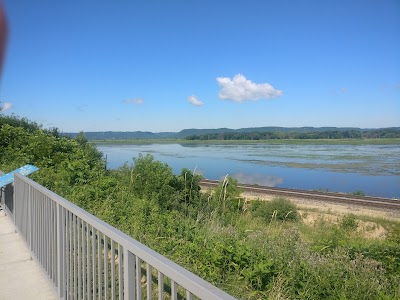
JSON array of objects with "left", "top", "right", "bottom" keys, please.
[{"left": 93, "top": 138, "right": 400, "bottom": 146}]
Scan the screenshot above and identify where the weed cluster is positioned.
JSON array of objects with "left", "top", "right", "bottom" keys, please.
[
  {"left": 340, "top": 213, "right": 358, "bottom": 231},
  {"left": 251, "top": 197, "right": 299, "bottom": 223}
]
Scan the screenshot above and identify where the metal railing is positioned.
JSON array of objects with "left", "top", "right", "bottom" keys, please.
[{"left": 12, "top": 172, "right": 236, "bottom": 300}]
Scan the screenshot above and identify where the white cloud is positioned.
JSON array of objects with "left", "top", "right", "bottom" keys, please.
[
  {"left": 124, "top": 98, "right": 144, "bottom": 105},
  {"left": 216, "top": 74, "right": 282, "bottom": 102},
  {"left": 187, "top": 95, "right": 204, "bottom": 106},
  {"left": 1, "top": 102, "right": 13, "bottom": 111}
]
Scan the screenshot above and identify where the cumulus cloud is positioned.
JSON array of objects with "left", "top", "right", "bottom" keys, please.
[
  {"left": 216, "top": 74, "right": 282, "bottom": 102},
  {"left": 124, "top": 98, "right": 144, "bottom": 105},
  {"left": 1, "top": 102, "right": 13, "bottom": 111},
  {"left": 187, "top": 95, "right": 204, "bottom": 106}
]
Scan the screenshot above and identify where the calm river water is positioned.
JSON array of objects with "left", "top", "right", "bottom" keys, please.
[{"left": 97, "top": 143, "right": 400, "bottom": 198}]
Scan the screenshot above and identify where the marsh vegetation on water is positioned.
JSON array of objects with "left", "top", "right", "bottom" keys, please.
[{"left": 98, "top": 143, "right": 400, "bottom": 198}]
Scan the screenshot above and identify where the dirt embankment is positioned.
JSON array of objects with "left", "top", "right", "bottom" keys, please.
[{"left": 241, "top": 191, "right": 400, "bottom": 240}]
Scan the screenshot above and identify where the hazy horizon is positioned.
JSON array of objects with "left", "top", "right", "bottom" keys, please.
[{"left": 64, "top": 125, "right": 400, "bottom": 134}]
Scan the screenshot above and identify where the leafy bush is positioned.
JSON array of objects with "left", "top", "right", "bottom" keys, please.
[
  {"left": 352, "top": 190, "right": 365, "bottom": 196},
  {"left": 205, "top": 176, "right": 245, "bottom": 224},
  {"left": 251, "top": 198, "right": 299, "bottom": 223},
  {"left": 340, "top": 214, "right": 358, "bottom": 231}
]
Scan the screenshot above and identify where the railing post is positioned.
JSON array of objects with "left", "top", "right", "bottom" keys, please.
[{"left": 57, "top": 204, "right": 65, "bottom": 299}]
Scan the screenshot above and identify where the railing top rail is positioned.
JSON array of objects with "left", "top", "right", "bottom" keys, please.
[{"left": 14, "top": 172, "right": 236, "bottom": 300}]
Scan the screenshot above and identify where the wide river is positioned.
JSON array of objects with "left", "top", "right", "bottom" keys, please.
[{"left": 97, "top": 143, "right": 400, "bottom": 198}]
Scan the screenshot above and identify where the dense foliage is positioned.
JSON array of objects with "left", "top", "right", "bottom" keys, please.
[{"left": 1, "top": 114, "right": 399, "bottom": 299}]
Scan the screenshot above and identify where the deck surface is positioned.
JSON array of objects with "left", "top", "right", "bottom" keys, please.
[{"left": 0, "top": 210, "right": 57, "bottom": 300}]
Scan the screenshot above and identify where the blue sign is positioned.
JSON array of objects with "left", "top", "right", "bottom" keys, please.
[{"left": 0, "top": 164, "right": 39, "bottom": 188}]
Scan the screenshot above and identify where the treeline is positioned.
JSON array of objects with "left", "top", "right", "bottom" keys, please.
[
  {"left": 185, "top": 128, "right": 400, "bottom": 140},
  {"left": 62, "top": 126, "right": 400, "bottom": 141}
]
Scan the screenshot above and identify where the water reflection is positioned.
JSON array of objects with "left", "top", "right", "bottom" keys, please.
[
  {"left": 230, "top": 173, "right": 284, "bottom": 187},
  {"left": 97, "top": 143, "right": 400, "bottom": 198}
]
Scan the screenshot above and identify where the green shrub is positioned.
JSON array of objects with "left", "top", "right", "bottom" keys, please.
[
  {"left": 251, "top": 198, "right": 299, "bottom": 223},
  {"left": 352, "top": 190, "right": 365, "bottom": 196},
  {"left": 340, "top": 214, "right": 358, "bottom": 231}
]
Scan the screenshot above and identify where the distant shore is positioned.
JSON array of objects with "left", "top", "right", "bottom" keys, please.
[{"left": 93, "top": 138, "right": 400, "bottom": 145}]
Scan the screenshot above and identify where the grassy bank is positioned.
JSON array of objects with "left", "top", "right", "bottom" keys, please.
[{"left": 93, "top": 138, "right": 400, "bottom": 145}]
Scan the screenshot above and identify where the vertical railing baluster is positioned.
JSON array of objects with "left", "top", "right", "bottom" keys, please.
[
  {"left": 47, "top": 199, "right": 51, "bottom": 277},
  {"left": 146, "top": 263, "right": 152, "bottom": 300},
  {"left": 171, "top": 280, "right": 177, "bottom": 300},
  {"left": 69, "top": 212, "right": 73, "bottom": 299},
  {"left": 87, "top": 223, "right": 91, "bottom": 300},
  {"left": 65, "top": 211, "right": 70, "bottom": 298},
  {"left": 111, "top": 241, "right": 116, "bottom": 300},
  {"left": 136, "top": 257, "right": 142, "bottom": 300},
  {"left": 50, "top": 201, "right": 53, "bottom": 282},
  {"left": 42, "top": 194, "right": 45, "bottom": 268},
  {"left": 38, "top": 193, "right": 41, "bottom": 265},
  {"left": 82, "top": 220, "right": 86, "bottom": 300},
  {"left": 186, "top": 290, "right": 193, "bottom": 300},
  {"left": 104, "top": 236, "right": 109, "bottom": 300},
  {"left": 118, "top": 244, "right": 123, "bottom": 300},
  {"left": 73, "top": 214, "right": 77, "bottom": 300},
  {"left": 158, "top": 272, "right": 164, "bottom": 300},
  {"left": 40, "top": 192, "right": 43, "bottom": 265},
  {"left": 28, "top": 185, "right": 32, "bottom": 252},
  {"left": 57, "top": 204, "right": 65, "bottom": 298},
  {"left": 98, "top": 231, "right": 102, "bottom": 299},
  {"left": 92, "top": 226, "right": 97, "bottom": 300},
  {"left": 54, "top": 202, "right": 57, "bottom": 284},
  {"left": 32, "top": 189, "right": 36, "bottom": 257},
  {"left": 78, "top": 218, "right": 82, "bottom": 300},
  {"left": 54, "top": 202, "right": 58, "bottom": 285},
  {"left": 40, "top": 193, "right": 43, "bottom": 267},
  {"left": 46, "top": 197, "right": 49, "bottom": 274}
]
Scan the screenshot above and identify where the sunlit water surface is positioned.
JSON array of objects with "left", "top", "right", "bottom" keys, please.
[{"left": 97, "top": 143, "right": 400, "bottom": 198}]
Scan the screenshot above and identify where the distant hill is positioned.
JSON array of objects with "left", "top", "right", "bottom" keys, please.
[
  {"left": 62, "top": 127, "right": 400, "bottom": 140},
  {"left": 64, "top": 131, "right": 177, "bottom": 140}
]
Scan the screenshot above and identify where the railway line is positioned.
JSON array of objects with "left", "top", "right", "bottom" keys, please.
[{"left": 200, "top": 179, "right": 400, "bottom": 211}]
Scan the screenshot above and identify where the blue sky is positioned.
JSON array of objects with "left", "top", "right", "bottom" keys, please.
[{"left": 0, "top": 0, "right": 399, "bottom": 132}]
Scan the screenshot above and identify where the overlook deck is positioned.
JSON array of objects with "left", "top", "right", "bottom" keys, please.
[{"left": 0, "top": 210, "right": 57, "bottom": 299}]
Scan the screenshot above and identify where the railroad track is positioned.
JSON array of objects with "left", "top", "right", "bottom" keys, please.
[{"left": 200, "top": 179, "right": 400, "bottom": 211}]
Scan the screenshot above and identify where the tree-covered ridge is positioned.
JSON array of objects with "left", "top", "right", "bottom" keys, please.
[
  {"left": 1, "top": 114, "right": 399, "bottom": 299},
  {"left": 185, "top": 128, "right": 400, "bottom": 140},
  {"left": 62, "top": 126, "right": 400, "bottom": 140}
]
